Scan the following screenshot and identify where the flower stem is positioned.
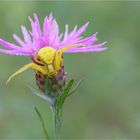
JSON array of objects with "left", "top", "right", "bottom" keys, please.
[
  {"left": 33, "top": 80, "right": 75, "bottom": 139},
  {"left": 50, "top": 100, "right": 62, "bottom": 139}
]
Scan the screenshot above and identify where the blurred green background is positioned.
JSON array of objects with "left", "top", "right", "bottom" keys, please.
[{"left": 0, "top": 1, "right": 140, "bottom": 139}]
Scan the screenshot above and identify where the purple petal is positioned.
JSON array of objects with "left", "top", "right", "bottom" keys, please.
[
  {"left": 60, "top": 22, "right": 89, "bottom": 47},
  {"left": 0, "top": 49, "right": 13, "bottom": 54},
  {"left": 43, "top": 14, "right": 53, "bottom": 44},
  {"left": 11, "top": 50, "right": 33, "bottom": 55},
  {"left": 29, "top": 16, "right": 44, "bottom": 50},
  {"left": 69, "top": 26, "right": 77, "bottom": 37},
  {"left": 13, "top": 34, "right": 26, "bottom": 47},
  {"left": 67, "top": 47, "right": 107, "bottom": 53},
  {"left": 63, "top": 24, "right": 69, "bottom": 43},
  {"left": 21, "top": 26, "right": 32, "bottom": 45},
  {"left": 49, "top": 19, "right": 59, "bottom": 46},
  {"left": 77, "top": 32, "right": 98, "bottom": 45},
  {"left": 66, "top": 42, "right": 107, "bottom": 53},
  {"left": 43, "top": 14, "right": 60, "bottom": 49},
  {"left": 0, "top": 39, "right": 21, "bottom": 50},
  {"left": 76, "top": 22, "right": 89, "bottom": 36},
  {"left": 29, "top": 17, "right": 39, "bottom": 41},
  {"left": 0, "top": 48, "right": 34, "bottom": 55},
  {"left": 34, "top": 13, "right": 42, "bottom": 37}
]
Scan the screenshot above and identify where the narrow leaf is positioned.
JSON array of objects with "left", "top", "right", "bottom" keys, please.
[
  {"left": 55, "top": 79, "right": 74, "bottom": 116},
  {"left": 29, "top": 86, "right": 52, "bottom": 104},
  {"left": 34, "top": 107, "right": 50, "bottom": 140},
  {"left": 68, "top": 78, "right": 84, "bottom": 96}
]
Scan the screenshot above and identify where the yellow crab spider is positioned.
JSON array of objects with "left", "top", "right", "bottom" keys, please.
[{"left": 6, "top": 44, "right": 85, "bottom": 85}]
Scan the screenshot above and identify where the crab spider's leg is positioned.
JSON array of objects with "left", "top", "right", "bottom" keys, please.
[
  {"left": 54, "top": 50, "right": 63, "bottom": 71},
  {"left": 59, "top": 44, "right": 86, "bottom": 55},
  {"left": 54, "top": 44, "right": 86, "bottom": 71},
  {"left": 6, "top": 63, "right": 48, "bottom": 85}
]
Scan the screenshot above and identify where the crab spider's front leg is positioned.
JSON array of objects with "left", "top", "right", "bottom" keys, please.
[
  {"left": 6, "top": 63, "right": 48, "bottom": 85},
  {"left": 54, "top": 51, "right": 63, "bottom": 71},
  {"left": 54, "top": 44, "right": 86, "bottom": 71}
]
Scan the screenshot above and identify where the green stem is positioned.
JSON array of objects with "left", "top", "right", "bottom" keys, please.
[
  {"left": 33, "top": 80, "right": 75, "bottom": 139},
  {"left": 50, "top": 101, "right": 62, "bottom": 139}
]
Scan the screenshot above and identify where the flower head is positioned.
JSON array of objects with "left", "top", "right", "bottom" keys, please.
[{"left": 0, "top": 13, "right": 107, "bottom": 93}]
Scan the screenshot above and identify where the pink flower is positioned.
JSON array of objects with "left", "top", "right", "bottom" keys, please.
[
  {"left": 0, "top": 13, "right": 107, "bottom": 86},
  {"left": 0, "top": 13, "right": 107, "bottom": 55}
]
